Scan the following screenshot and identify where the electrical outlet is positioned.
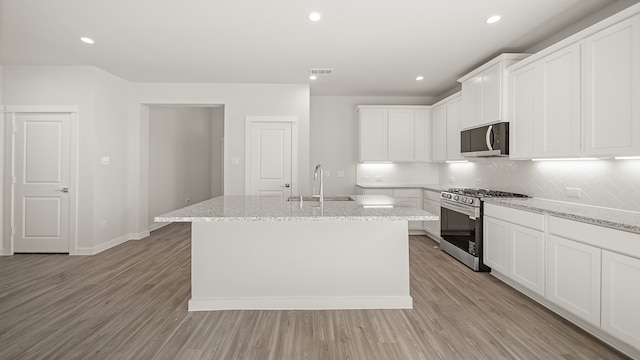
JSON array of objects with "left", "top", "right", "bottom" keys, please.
[
  {"left": 449, "top": 176, "right": 455, "bottom": 184},
  {"left": 325, "top": 171, "right": 330, "bottom": 177},
  {"left": 566, "top": 187, "right": 581, "bottom": 198},
  {"left": 375, "top": 176, "right": 383, "bottom": 182},
  {"left": 100, "top": 220, "right": 108, "bottom": 230},
  {"left": 185, "top": 197, "right": 191, "bottom": 203},
  {"left": 364, "top": 176, "right": 372, "bottom": 182}
]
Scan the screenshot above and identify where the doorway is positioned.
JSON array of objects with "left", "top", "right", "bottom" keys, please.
[
  {"left": 147, "top": 105, "right": 224, "bottom": 231},
  {"left": 3, "top": 106, "right": 79, "bottom": 254}
]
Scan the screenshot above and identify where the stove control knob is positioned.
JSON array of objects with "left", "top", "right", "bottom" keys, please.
[
  {"left": 461, "top": 197, "right": 467, "bottom": 203},
  {"left": 453, "top": 195, "right": 459, "bottom": 201}
]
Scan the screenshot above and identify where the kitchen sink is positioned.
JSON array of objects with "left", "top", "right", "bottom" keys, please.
[{"left": 287, "top": 195, "right": 355, "bottom": 202}]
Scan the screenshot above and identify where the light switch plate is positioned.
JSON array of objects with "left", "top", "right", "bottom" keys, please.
[
  {"left": 100, "top": 156, "right": 110, "bottom": 166},
  {"left": 566, "top": 187, "right": 581, "bottom": 198},
  {"left": 337, "top": 171, "right": 345, "bottom": 178}
]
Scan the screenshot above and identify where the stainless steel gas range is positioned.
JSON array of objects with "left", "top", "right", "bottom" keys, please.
[{"left": 439, "top": 188, "right": 528, "bottom": 271}]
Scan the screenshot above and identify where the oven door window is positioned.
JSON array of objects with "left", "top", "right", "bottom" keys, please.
[{"left": 440, "top": 206, "right": 478, "bottom": 255}]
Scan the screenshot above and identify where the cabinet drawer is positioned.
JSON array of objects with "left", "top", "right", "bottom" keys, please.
[
  {"left": 394, "top": 189, "right": 422, "bottom": 198},
  {"left": 484, "top": 203, "right": 544, "bottom": 231},
  {"left": 549, "top": 217, "right": 640, "bottom": 259}
]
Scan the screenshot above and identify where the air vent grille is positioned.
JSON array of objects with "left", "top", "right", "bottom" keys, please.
[{"left": 310, "top": 68, "right": 333, "bottom": 75}]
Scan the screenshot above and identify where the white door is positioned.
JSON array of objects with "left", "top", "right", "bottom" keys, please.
[
  {"left": 249, "top": 122, "right": 292, "bottom": 197},
  {"left": 13, "top": 113, "right": 71, "bottom": 253}
]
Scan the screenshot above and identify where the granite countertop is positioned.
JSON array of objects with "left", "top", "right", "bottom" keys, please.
[
  {"left": 155, "top": 195, "right": 439, "bottom": 223},
  {"left": 484, "top": 198, "right": 640, "bottom": 235},
  {"left": 356, "top": 183, "right": 450, "bottom": 192}
]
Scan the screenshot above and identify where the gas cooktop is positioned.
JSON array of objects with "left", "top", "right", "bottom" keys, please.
[{"left": 441, "top": 188, "right": 529, "bottom": 207}]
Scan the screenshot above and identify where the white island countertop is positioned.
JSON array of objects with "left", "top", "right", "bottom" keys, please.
[{"left": 155, "top": 195, "right": 438, "bottom": 223}]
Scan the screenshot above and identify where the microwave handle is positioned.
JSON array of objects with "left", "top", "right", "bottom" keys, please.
[{"left": 485, "top": 125, "right": 494, "bottom": 151}]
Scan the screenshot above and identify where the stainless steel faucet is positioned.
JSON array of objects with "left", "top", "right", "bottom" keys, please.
[{"left": 313, "top": 164, "right": 324, "bottom": 204}]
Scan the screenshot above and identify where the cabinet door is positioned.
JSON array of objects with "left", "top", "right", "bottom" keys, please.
[
  {"left": 423, "top": 198, "right": 440, "bottom": 238},
  {"left": 432, "top": 104, "right": 447, "bottom": 162},
  {"left": 446, "top": 96, "right": 463, "bottom": 161},
  {"left": 461, "top": 75, "right": 481, "bottom": 130},
  {"left": 481, "top": 63, "right": 502, "bottom": 125},
  {"left": 539, "top": 43, "right": 582, "bottom": 157},
  {"left": 414, "top": 110, "right": 432, "bottom": 162},
  {"left": 510, "top": 224, "right": 545, "bottom": 296},
  {"left": 547, "top": 235, "right": 601, "bottom": 326},
  {"left": 388, "top": 109, "right": 415, "bottom": 161},
  {"left": 359, "top": 108, "right": 388, "bottom": 161},
  {"left": 583, "top": 14, "right": 640, "bottom": 156},
  {"left": 602, "top": 250, "right": 640, "bottom": 348},
  {"left": 363, "top": 189, "right": 394, "bottom": 197},
  {"left": 484, "top": 216, "right": 510, "bottom": 275},
  {"left": 509, "top": 63, "right": 538, "bottom": 159}
]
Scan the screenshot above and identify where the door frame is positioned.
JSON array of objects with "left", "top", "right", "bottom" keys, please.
[
  {"left": 2, "top": 105, "right": 79, "bottom": 255},
  {"left": 244, "top": 116, "right": 298, "bottom": 196}
]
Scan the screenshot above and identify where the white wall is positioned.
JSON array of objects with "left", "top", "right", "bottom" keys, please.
[
  {"left": 149, "top": 106, "right": 213, "bottom": 228},
  {"left": 130, "top": 83, "right": 310, "bottom": 236},
  {"left": 211, "top": 106, "right": 224, "bottom": 198},
  {"left": 439, "top": 159, "right": 640, "bottom": 212},
  {"left": 310, "top": 96, "right": 436, "bottom": 195}
]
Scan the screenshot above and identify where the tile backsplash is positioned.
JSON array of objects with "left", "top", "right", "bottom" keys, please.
[{"left": 439, "top": 158, "right": 640, "bottom": 212}]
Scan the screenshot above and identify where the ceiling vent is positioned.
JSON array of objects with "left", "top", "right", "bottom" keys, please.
[{"left": 310, "top": 68, "right": 333, "bottom": 76}]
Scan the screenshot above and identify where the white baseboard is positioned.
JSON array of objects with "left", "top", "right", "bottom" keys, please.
[
  {"left": 72, "top": 230, "right": 151, "bottom": 255},
  {"left": 0, "top": 248, "right": 12, "bottom": 256},
  {"left": 148, "top": 222, "right": 170, "bottom": 232},
  {"left": 188, "top": 296, "right": 413, "bottom": 312}
]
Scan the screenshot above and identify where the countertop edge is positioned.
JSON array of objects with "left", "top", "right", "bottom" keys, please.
[
  {"left": 155, "top": 215, "right": 439, "bottom": 223},
  {"left": 484, "top": 198, "right": 640, "bottom": 235}
]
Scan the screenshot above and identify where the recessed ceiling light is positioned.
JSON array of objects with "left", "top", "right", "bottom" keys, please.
[
  {"left": 80, "top": 37, "right": 95, "bottom": 44},
  {"left": 308, "top": 12, "right": 321, "bottom": 22},
  {"left": 486, "top": 15, "right": 501, "bottom": 24},
  {"left": 309, "top": 75, "right": 317, "bottom": 80},
  {"left": 416, "top": 76, "right": 424, "bottom": 81}
]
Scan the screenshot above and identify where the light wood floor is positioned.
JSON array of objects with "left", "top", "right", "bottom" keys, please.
[{"left": 0, "top": 223, "right": 629, "bottom": 360}]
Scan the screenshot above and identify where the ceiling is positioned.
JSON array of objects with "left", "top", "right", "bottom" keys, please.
[{"left": 0, "top": 0, "right": 632, "bottom": 97}]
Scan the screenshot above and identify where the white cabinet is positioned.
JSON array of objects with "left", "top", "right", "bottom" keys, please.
[
  {"left": 431, "top": 92, "right": 461, "bottom": 162},
  {"left": 432, "top": 103, "right": 447, "bottom": 162},
  {"left": 358, "top": 108, "right": 387, "bottom": 161},
  {"left": 446, "top": 96, "right": 463, "bottom": 161},
  {"left": 602, "top": 250, "right": 640, "bottom": 347},
  {"left": 547, "top": 234, "right": 601, "bottom": 327},
  {"left": 361, "top": 188, "right": 423, "bottom": 232},
  {"left": 483, "top": 203, "right": 545, "bottom": 296},
  {"left": 583, "top": 14, "right": 640, "bottom": 156},
  {"left": 483, "top": 216, "right": 510, "bottom": 274},
  {"left": 423, "top": 190, "right": 441, "bottom": 239},
  {"left": 358, "top": 106, "right": 432, "bottom": 162},
  {"left": 413, "top": 110, "right": 433, "bottom": 162},
  {"left": 387, "top": 109, "right": 415, "bottom": 161},
  {"left": 459, "top": 54, "right": 529, "bottom": 130},
  {"left": 509, "top": 44, "right": 582, "bottom": 159}
]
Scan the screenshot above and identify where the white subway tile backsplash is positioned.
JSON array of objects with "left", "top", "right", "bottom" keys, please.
[{"left": 439, "top": 158, "right": 640, "bottom": 212}]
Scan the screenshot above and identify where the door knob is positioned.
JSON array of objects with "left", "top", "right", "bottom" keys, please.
[
  {"left": 55, "top": 187, "right": 69, "bottom": 193},
  {"left": 283, "top": 184, "right": 291, "bottom": 188}
]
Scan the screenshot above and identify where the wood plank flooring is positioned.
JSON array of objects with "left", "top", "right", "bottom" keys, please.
[{"left": 0, "top": 223, "right": 629, "bottom": 359}]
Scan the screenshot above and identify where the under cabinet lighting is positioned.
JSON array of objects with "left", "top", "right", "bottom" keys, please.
[
  {"left": 446, "top": 160, "right": 469, "bottom": 163},
  {"left": 416, "top": 76, "right": 424, "bottom": 81},
  {"left": 615, "top": 156, "right": 640, "bottom": 160},
  {"left": 309, "top": 75, "right": 317, "bottom": 80},
  {"left": 531, "top": 157, "right": 599, "bottom": 162},
  {"left": 80, "top": 37, "right": 95, "bottom": 44}
]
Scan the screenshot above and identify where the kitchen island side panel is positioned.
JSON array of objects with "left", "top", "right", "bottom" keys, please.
[{"left": 189, "top": 220, "right": 411, "bottom": 311}]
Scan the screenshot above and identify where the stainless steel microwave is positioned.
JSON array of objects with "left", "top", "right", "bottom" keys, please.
[{"left": 461, "top": 122, "right": 509, "bottom": 157}]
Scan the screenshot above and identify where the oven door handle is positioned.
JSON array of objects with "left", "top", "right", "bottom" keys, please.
[{"left": 440, "top": 200, "right": 479, "bottom": 219}]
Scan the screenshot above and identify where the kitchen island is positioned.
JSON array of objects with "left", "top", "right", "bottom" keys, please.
[{"left": 155, "top": 195, "right": 438, "bottom": 311}]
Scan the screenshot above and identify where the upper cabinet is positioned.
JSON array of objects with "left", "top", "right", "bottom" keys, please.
[
  {"left": 508, "top": 8, "right": 640, "bottom": 159},
  {"left": 509, "top": 43, "right": 582, "bottom": 159},
  {"left": 583, "top": 14, "right": 640, "bottom": 156},
  {"left": 431, "top": 92, "right": 462, "bottom": 162},
  {"left": 458, "top": 54, "right": 530, "bottom": 130},
  {"left": 358, "top": 106, "right": 431, "bottom": 162}
]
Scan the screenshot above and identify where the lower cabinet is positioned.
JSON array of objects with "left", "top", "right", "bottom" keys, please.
[
  {"left": 547, "top": 234, "right": 601, "bottom": 327},
  {"left": 422, "top": 190, "right": 441, "bottom": 239},
  {"left": 483, "top": 204, "right": 545, "bottom": 296},
  {"left": 602, "top": 250, "right": 640, "bottom": 347},
  {"left": 361, "top": 188, "right": 423, "bottom": 232}
]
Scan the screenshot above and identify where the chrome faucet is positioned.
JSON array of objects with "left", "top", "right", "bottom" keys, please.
[{"left": 313, "top": 164, "right": 324, "bottom": 204}]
